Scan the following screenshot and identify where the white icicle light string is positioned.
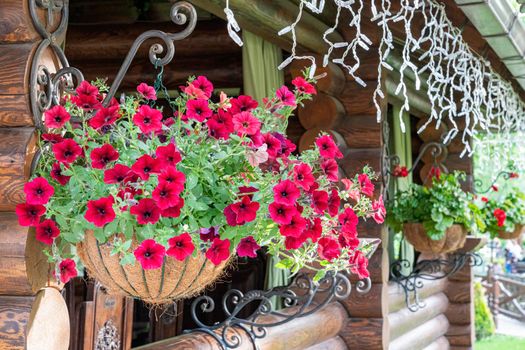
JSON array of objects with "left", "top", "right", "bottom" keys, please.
[{"left": 221, "top": 0, "right": 525, "bottom": 157}]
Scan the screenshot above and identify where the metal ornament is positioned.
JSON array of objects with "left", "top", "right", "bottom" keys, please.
[
  {"left": 185, "top": 272, "right": 371, "bottom": 349},
  {"left": 94, "top": 320, "right": 121, "bottom": 350},
  {"left": 390, "top": 252, "right": 483, "bottom": 312},
  {"left": 474, "top": 170, "right": 516, "bottom": 195}
]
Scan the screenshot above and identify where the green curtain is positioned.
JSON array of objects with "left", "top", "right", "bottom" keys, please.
[
  {"left": 241, "top": 31, "right": 290, "bottom": 299},
  {"left": 388, "top": 105, "right": 415, "bottom": 273}
]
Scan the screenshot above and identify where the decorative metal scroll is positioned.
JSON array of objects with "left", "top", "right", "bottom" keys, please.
[
  {"left": 390, "top": 252, "right": 483, "bottom": 312},
  {"left": 185, "top": 272, "right": 371, "bottom": 349},
  {"left": 94, "top": 320, "right": 121, "bottom": 350},
  {"left": 474, "top": 170, "right": 516, "bottom": 195}
]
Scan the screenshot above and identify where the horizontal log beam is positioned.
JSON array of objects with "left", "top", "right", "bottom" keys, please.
[
  {"left": 389, "top": 279, "right": 448, "bottom": 314},
  {"left": 423, "top": 336, "right": 450, "bottom": 350},
  {"left": 0, "top": 94, "right": 34, "bottom": 127},
  {"left": 0, "top": 295, "right": 34, "bottom": 349},
  {"left": 389, "top": 314, "right": 449, "bottom": 350},
  {"left": 304, "top": 336, "right": 347, "bottom": 350}
]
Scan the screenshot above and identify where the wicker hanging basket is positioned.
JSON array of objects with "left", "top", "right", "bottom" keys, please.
[
  {"left": 403, "top": 223, "right": 468, "bottom": 255},
  {"left": 497, "top": 224, "right": 524, "bottom": 240},
  {"left": 77, "top": 231, "right": 230, "bottom": 304}
]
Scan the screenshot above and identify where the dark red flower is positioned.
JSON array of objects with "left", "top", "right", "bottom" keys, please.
[
  {"left": 158, "top": 166, "right": 185, "bottom": 194},
  {"left": 134, "top": 239, "right": 166, "bottom": 270},
  {"left": 205, "top": 238, "right": 231, "bottom": 265},
  {"left": 339, "top": 207, "right": 358, "bottom": 235},
  {"left": 273, "top": 180, "right": 301, "bottom": 206},
  {"left": 191, "top": 76, "right": 214, "bottom": 98},
  {"left": 44, "top": 105, "right": 70, "bottom": 129},
  {"left": 15, "top": 203, "right": 46, "bottom": 226},
  {"left": 233, "top": 111, "right": 261, "bottom": 136},
  {"left": 430, "top": 166, "right": 441, "bottom": 180},
  {"left": 303, "top": 217, "right": 322, "bottom": 243},
  {"left": 42, "top": 133, "right": 64, "bottom": 144},
  {"left": 186, "top": 99, "right": 212, "bottom": 122},
  {"left": 207, "top": 118, "right": 231, "bottom": 140},
  {"left": 238, "top": 186, "right": 258, "bottom": 200},
  {"left": 35, "top": 219, "right": 60, "bottom": 245},
  {"left": 276, "top": 86, "right": 296, "bottom": 106},
  {"left": 492, "top": 185, "right": 499, "bottom": 192},
  {"left": 133, "top": 105, "right": 163, "bottom": 134},
  {"left": 279, "top": 214, "right": 307, "bottom": 237},
  {"left": 285, "top": 234, "right": 308, "bottom": 250},
  {"left": 104, "top": 164, "right": 132, "bottom": 184},
  {"left": 339, "top": 230, "right": 359, "bottom": 250},
  {"left": 268, "top": 202, "right": 297, "bottom": 225},
  {"left": 236, "top": 236, "right": 260, "bottom": 258},
  {"left": 167, "top": 233, "right": 195, "bottom": 261},
  {"left": 131, "top": 154, "right": 161, "bottom": 180},
  {"left": 59, "top": 259, "right": 77, "bottom": 283},
  {"left": 160, "top": 197, "right": 184, "bottom": 218},
  {"left": 316, "top": 135, "right": 343, "bottom": 159},
  {"left": 318, "top": 237, "right": 341, "bottom": 261},
  {"left": 481, "top": 197, "right": 488, "bottom": 203},
  {"left": 72, "top": 81, "right": 100, "bottom": 109},
  {"left": 130, "top": 198, "right": 161, "bottom": 225},
  {"left": 510, "top": 172, "right": 519, "bottom": 179},
  {"left": 393, "top": 165, "right": 409, "bottom": 177},
  {"left": 321, "top": 159, "right": 339, "bottom": 182},
  {"left": 156, "top": 143, "right": 182, "bottom": 167},
  {"left": 84, "top": 196, "right": 116, "bottom": 227},
  {"left": 88, "top": 106, "right": 120, "bottom": 130},
  {"left": 262, "top": 133, "right": 282, "bottom": 158},
  {"left": 52, "top": 139, "right": 82, "bottom": 164},
  {"left": 229, "top": 95, "right": 258, "bottom": 114},
  {"left": 50, "top": 162, "right": 70, "bottom": 185},
  {"left": 293, "top": 163, "right": 315, "bottom": 191},
  {"left": 327, "top": 189, "right": 341, "bottom": 217},
  {"left": 210, "top": 109, "right": 234, "bottom": 134},
  {"left": 90, "top": 144, "right": 119, "bottom": 169},
  {"left": 152, "top": 182, "right": 181, "bottom": 210},
  {"left": 494, "top": 208, "right": 506, "bottom": 227},
  {"left": 199, "top": 226, "right": 220, "bottom": 242},
  {"left": 137, "top": 83, "right": 157, "bottom": 100},
  {"left": 24, "top": 177, "right": 54, "bottom": 205},
  {"left": 349, "top": 251, "right": 369, "bottom": 279},
  {"left": 225, "top": 196, "right": 260, "bottom": 225},
  {"left": 358, "top": 173, "right": 375, "bottom": 197},
  {"left": 292, "top": 76, "right": 316, "bottom": 95},
  {"left": 312, "top": 190, "right": 329, "bottom": 215}
]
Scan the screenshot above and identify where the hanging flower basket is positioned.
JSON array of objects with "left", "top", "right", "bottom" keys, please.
[
  {"left": 403, "top": 223, "right": 468, "bottom": 255},
  {"left": 497, "top": 224, "right": 524, "bottom": 240}
]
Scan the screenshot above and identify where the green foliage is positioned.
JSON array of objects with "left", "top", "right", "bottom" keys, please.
[
  {"left": 479, "top": 190, "right": 525, "bottom": 237},
  {"left": 474, "top": 281, "right": 496, "bottom": 340},
  {"left": 387, "top": 172, "right": 484, "bottom": 239}
]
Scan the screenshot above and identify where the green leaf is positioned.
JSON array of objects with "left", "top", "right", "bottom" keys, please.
[
  {"left": 104, "top": 219, "right": 119, "bottom": 237},
  {"left": 186, "top": 173, "right": 198, "bottom": 190},
  {"left": 120, "top": 252, "right": 136, "bottom": 266},
  {"left": 93, "top": 228, "right": 106, "bottom": 243},
  {"left": 313, "top": 270, "right": 326, "bottom": 282},
  {"left": 275, "top": 258, "right": 294, "bottom": 269}
]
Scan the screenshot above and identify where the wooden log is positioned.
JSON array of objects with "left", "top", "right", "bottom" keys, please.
[
  {"left": 0, "top": 43, "right": 34, "bottom": 95},
  {"left": 444, "top": 303, "right": 472, "bottom": 325},
  {"left": 188, "top": 0, "right": 344, "bottom": 55},
  {"left": 446, "top": 325, "right": 473, "bottom": 347},
  {"left": 134, "top": 302, "right": 347, "bottom": 350},
  {"left": 389, "top": 279, "right": 448, "bottom": 314},
  {"left": 422, "top": 336, "right": 450, "bottom": 350},
  {"left": 339, "top": 318, "right": 384, "bottom": 349},
  {"left": 70, "top": 0, "right": 139, "bottom": 24},
  {"left": 0, "top": 128, "right": 37, "bottom": 211},
  {"left": 26, "top": 288, "right": 69, "bottom": 350},
  {"left": 343, "top": 283, "right": 383, "bottom": 318},
  {"left": 0, "top": 94, "right": 34, "bottom": 127},
  {"left": 338, "top": 115, "right": 382, "bottom": 149},
  {"left": 443, "top": 154, "right": 473, "bottom": 174},
  {"left": 304, "top": 336, "right": 347, "bottom": 350},
  {"left": 288, "top": 58, "right": 346, "bottom": 96},
  {"left": 297, "top": 93, "right": 345, "bottom": 130},
  {"left": 389, "top": 314, "right": 449, "bottom": 350},
  {"left": 65, "top": 20, "right": 241, "bottom": 62},
  {"left": 0, "top": 295, "right": 34, "bottom": 349},
  {"left": 389, "top": 293, "right": 449, "bottom": 341},
  {"left": 340, "top": 148, "right": 382, "bottom": 180},
  {"left": 339, "top": 81, "right": 383, "bottom": 117},
  {"left": 446, "top": 281, "right": 472, "bottom": 304},
  {"left": 416, "top": 118, "right": 447, "bottom": 143}
]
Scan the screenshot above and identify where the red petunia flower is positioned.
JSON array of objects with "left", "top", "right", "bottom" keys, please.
[
  {"left": 205, "top": 238, "right": 231, "bottom": 265},
  {"left": 279, "top": 214, "right": 307, "bottom": 237},
  {"left": 262, "top": 132, "right": 282, "bottom": 158},
  {"left": 312, "top": 190, "right": 329, "bottom": 214},
  {"left": 481, "top": 197, "right": 489, "bottom": 203},
  {"left": 134, "top": 239, "right": 166, "bottom": 270},
  {"left": 156, "top": 143, "right": 182, "bottom": 167},
  {"left": 186, "top": 99, "right": 212, "bottom": 122},
  {"left": 393, "top": 165, "right": 409, "bottom": 177},
  {"left": 52, "top": 139, "right": 82, "bottom": 164},
  {"left": 35, "top": 219, "right": 60, "bottom": 245},
  {"left": 137, "top": 83, "right": 157, "bottom": 100},
  {"left": 133, "top": 105, "right": 163, "bottom": 134},
  {"left": 316, "top": 135, "right": 343, "bottom": 159},
  {"left": 276, "top": 86, "right": 296, "bottom": 106},
  {"left": 15, "top": 203, "right": 46, "bottom": 227},
  {"left": 84, "top": 196, "right": 116, "bottom": 227},
  {"left": 321, "top": 159, "right": 339, "bottom": 182},
  {"left": 160, "top": 197, "right": 184, "bottom": 218},
  {"left": 90, "top": 144, "right": 119, "bottom": 169},
  {"left": 273, "top": 180, "right": 301, "bottom": 206},
  {"left": 293, "top": 163, "right": 315, "bottom": 191},
  {"left": 358, "top": 173, "right": 375, "bottom": 197},
  {"left": 303, "top": 217, "right": 322, "bottom": 243},
  {"left": 167, "top": 233, "right": 195, "bottom": 261},
  {"left": 152, "top": 182, "right": 181, "bottom": 210},
  {"left": 318, "top": 237, "right": 341, "bottom": 261},
  {"left": 190, "top": 76, "right": 214, "bottom": 98},
  {"left": 88, "top": 106, "right": 120, "bottom": 130},
  {"left": 339, "top": 207, "right": 358, "bottom": 235},
  {"left": 72, "top": 81, "right": 100, "bottom": 109},
  {"left": 327, "top": 189, "right": 341, "bottom": 217},
  {"left": 24, "top": 177, "right": 54, "bottom": 205},
  {"left": 50, "top": 162, "right": 70, "bottom": 185},
  {"left": 44, "top": 105, "right": 70, "bottom": 129},
  {"left": 229, "top": 95, "right": 258, "bottom": 114},
  {"left": 494, "top": 208, "right": 506, "bottom": 227},
  {"left": 236, "top": 236, "right": 260, "bottom": 258},
  {"left": 59, "top": 259, "right": 77, "bottom": 284},
  {"left": 158, "top": 166, "right": 185, "bottom": 194},
  {"left": 131, "top": 154, "right": 161, "bottom": 180},
  {"left": 103, "top": 164, "right": 132, "bottom": 184},
  {"left": 207, "top": 118, "right": 231, "bottom": 140},
  {"left": 130, "top": 198, "right": 161, "bottom": 225},
  {"left": 268, "top": 202, "right": 297, "bottom": 225},
  {"left": 371, "top": 195, "right": 386, "bottom": 224},
  {"left": 42, "top": 133, "right": 64, "bottom": 144},
  {"left": 224, "top": 196, "right": 260, "bottom": 226},
  {"left": 199, "top": 226, "right": 220, "bottom": 242},
  {"left": 292, "top": 76, "right": 316, "bottom": 95},
  {"left": 210, "top": 109, "right": 234, "bottom": 133},
  {"left": 285, "top": 234, "right": 308, "bottom": 250},
  {"left": 350, "top": 251, "right": 369, "bottom": 279},
  {"left": 232, "top": 111, "right": 261, "bottom": 136}
]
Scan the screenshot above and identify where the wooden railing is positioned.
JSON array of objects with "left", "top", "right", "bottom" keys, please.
[{"left": 481, "top": 269, "right": 525, "bottom": 324}]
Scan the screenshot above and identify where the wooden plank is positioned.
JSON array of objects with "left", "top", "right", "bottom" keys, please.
[
  {"left": 446, "top": 281, "right": 472, "bottom": 304},
  {"left": 0, "top": 94, "right": 33, "bottom": 127},
  {"left": 0, "top": 295, "right": 34, "bottom": 349},
  {"left": 446, "top": 325, "right": 473, "bottom": 347},
  {"left": 444, "top": 303, "right": 472, "bottom": 325},
  {"left": 0, "top": 43, "right": 34, "bottom": 95},
  {"left": 339, "top": 318, "right": 384, "bottom": 350},
  {"left": 389, "top": 314, "right": 449, "bottom": 350}
]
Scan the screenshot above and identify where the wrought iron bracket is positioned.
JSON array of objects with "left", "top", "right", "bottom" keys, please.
[
  {"left": 474, "top": 170, "right": 516, "bottom": 194},
  {"left": 185, "top": 272, "right": 372, "bottom": 349},
  {"left": 390, "top": 252, "right": 483, "bottom": 312}
]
